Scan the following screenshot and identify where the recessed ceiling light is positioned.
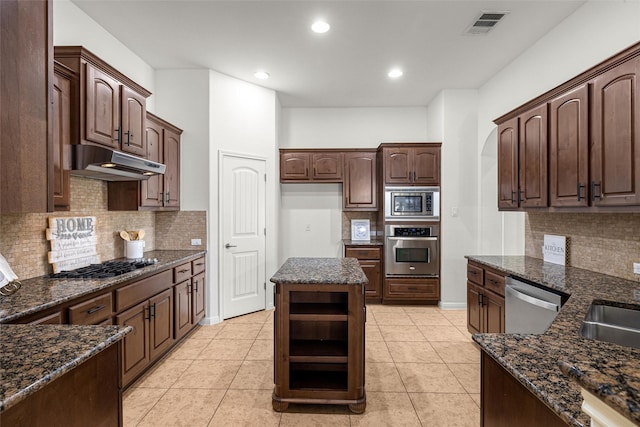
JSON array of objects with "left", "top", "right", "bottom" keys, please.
[
  {"left": 388, "top": 68, "right": 403, "bottom": 79},
  {"left": 311, "top": 20, "right": 330, "bottom": 34},
  {"left": 254, "top": 71, "right": 270, "bottom": 79}
]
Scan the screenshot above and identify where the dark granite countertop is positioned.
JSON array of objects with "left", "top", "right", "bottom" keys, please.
[
  {"left": 343, "top": 239, "right": 384, "bottom": 246},
  {"left": 0, "top": 324, "right": 131, "bottom": 412},
  {"left": 0, "top": 250, "right": 206, "bottom": 323},
  {"left": 467, "top": 255, "right": 640, "bottom": 426},
  {"left": 270, "top": 257, "right": 368, "bottom": 285}
]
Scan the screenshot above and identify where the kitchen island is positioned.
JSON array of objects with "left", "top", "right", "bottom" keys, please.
[
  {"left": 467, "top": 256, "right": 640, "bottom": 427},
  {"left": 0, "top": 323, "right": 130, "bottom": 426},
  {"left": 270, "top": 257, "right": 367, "bottom": 413}
]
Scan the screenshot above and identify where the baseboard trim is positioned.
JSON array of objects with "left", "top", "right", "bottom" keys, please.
[
  {"left": 200, "top": 315, "right": 221, "bottom": 325},
  {"left": 439, "top": 301, "right": 467, "bottom": 310}
]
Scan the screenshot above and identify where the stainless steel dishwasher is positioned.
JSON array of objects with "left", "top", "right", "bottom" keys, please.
[{"left": 505, "top": 276, "right": 566, "bottom": 334}]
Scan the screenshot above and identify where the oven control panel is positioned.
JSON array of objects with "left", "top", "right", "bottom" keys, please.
[{"left": 390, "top": 227, "right": 436, "bottom": 237}]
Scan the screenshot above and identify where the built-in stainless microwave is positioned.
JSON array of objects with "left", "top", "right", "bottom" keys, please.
[{"left": 384, "top": 186, "right": 440, "bottom": 221}]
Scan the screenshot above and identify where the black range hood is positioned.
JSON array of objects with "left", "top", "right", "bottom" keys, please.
[{"left": 70, "top": 145, "right": 166, "bottom": 181}]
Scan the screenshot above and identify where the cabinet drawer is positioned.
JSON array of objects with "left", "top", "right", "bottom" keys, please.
[
  {"left": 174, "top": 262, "right": 192, "bottom": 284},
  {"left": 345, "top": 247, "right": 380, "bottom": 260},
  {"left": 467, "top": 263, "right": 484, "bottom": 285},
  {"left": 192, "top": 257, "right": 206, "bottom": 275},
  {"left": 69, "top": 292, "right": 113, "bottom": 325},
  {"left": 116, "top": 270, "right": 173, "bottom": 312},
  {"left": 484, "top": 271, "right": 505, "bottom": 296},
  {"left": 386, "top": 279, "right": 440, "bottom": 299}
]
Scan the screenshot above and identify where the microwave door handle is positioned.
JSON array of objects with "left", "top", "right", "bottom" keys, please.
[{"left": 506, "top": 286, "right": 559, "bottom": 312}]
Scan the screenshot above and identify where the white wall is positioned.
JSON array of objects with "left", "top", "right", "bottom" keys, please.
[
  {"left": 427, "top": 90, "right": 478, "bottom": 309},
  {"left": 53, "top": 0, "right": 156, "bottom": 110},
  {"left": 280, "top": 107, "right": 428, "bottom": 148},
  {"left": 477, "top": 1, "right": 640, "bottom": 255}
]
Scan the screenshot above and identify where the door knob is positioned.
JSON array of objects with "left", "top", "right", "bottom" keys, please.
[{"left": 225, "top": 243, "right": 237, "bottom": 248}]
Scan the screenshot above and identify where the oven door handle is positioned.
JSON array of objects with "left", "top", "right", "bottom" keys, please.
[
  {"left": 387, "top": 236, "right": 438, "bottom": 241},
  {"left": 506, "top": 285, "right": 559, "bottom": 312}
]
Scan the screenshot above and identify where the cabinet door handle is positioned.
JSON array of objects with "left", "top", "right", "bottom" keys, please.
[
  {"left": 511, "top": 191, "right": 516, "bottom": 203},
  {"left": 194, "top": 280, "right": 199, "bottom": 292},
  {"left": 478, "top": 292, "right": 483, "bottom": 306},
  {"left": 166, "top": 192, "right": 170, "bottom": 204},
  {"left": 124, "top": 130, "right": 131, "bottom": 145},
  {"left": 145, "top": 306, "right": 151, "bottom": 321},
  {"left": 151, "top": 303, "right": 156, "bottom": 319},
  {"left": 518, "top": 189, "right": 524, "bottom": 204},
  {"left": 591, "top": 181, "right": 602, "bottom": 201},
  {"left": 577, "top": 182, "right": 585, "bottom": 201},
  {"left": 114, "top": 127, "right": 121, "bottom": 143},
  {"left": 413, "top": 171, "right": 417, "bottom": 182},
  {"left": 87, "top": 305, "right": 106, "bottom": 315}
]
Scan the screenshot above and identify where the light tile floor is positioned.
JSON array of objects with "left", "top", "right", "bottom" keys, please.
[{"left": 123, "top": 305, "right": 480, "bottom": 426}]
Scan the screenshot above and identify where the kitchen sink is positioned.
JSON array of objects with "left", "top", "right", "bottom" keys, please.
[{"left": 580, "top": 303, "right": 640, "bottom": 349}]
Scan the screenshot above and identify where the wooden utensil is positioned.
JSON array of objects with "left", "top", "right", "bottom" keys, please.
[
  {"left": 120, "top": 230, "right": 130, "bottom": 241},
  {"left": 128, "top": 231, "right": 139, "bottom": 240},
  {"left": 137, "top": 229, "right": 145, "bottom": 240}
]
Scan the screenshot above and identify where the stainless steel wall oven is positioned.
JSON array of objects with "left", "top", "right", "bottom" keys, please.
[{"left": 385, "top": 224, "right": 439, "bottom": 277}]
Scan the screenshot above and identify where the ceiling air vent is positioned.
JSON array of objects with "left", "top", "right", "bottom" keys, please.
[{"left": 465, "top": 11, "right": 509, "bottom": 35}]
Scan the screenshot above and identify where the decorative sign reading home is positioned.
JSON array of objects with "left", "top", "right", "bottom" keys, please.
[
  {"left": 542, "top": 234, "right": 568, "bottom": 266},
  {"left": 47, "top": 216, "right": 100, "bottom": 273}
]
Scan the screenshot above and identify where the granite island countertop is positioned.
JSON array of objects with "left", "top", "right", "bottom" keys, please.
[
  {"left": 0, "top": 249, "right": 206, "bottom": 323},
  {"left": 0, "top": 323, "right": 131, "bottom": 412},
  {"left": 270, "top": 257, "right": 368, "bottom": 285},
  {"left": 467, "top": 255, "right": 640, "bottom": 426}
]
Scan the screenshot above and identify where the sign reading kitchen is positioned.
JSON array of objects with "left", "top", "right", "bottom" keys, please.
[
  {"left": 47, "top": 216, "right": 100, "bottom": 273},
  {"left": 542, "top": 234, "right": 568, "bottom": 266}
]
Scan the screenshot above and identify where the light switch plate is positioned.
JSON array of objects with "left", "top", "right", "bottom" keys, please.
[
  {"left": 634, "top": 262, "right": 640, "bottom": 274},
  {"left": 191, "top": 238, "right": 202, "bottom": 246}
]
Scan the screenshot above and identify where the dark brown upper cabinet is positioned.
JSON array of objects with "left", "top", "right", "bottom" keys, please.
[
  {"left": 549, "top": 85, "right": 589, "bottom": 207},
  {"left": 497, "top": 118, "right": 519, "bottom": 210},
  {"left": 54, "top": 46, "right": 150, "bottom": 157},
  {"left": 343, "top": 151, "right": 377, "bottom": 210},
  {"left": 280, "top": 150, "right": 343, "bottom": 182},
  {"left": 495, "top": 41, "right": 640, "bottom": 211},
  {"left": 52, "top": 61, "right": 73, "bottom": 211},
  {"left": 0, "top": 0, "right": 53, "bottom": 213},
  {"left": 591, "top": 56, "right": 640, "bottom": 207},
  {"left": 519, "top": 104, "right": 548, "bottom": 208},
  {"left": 380, "top": 144, "right": 440, "bottom": 186}
]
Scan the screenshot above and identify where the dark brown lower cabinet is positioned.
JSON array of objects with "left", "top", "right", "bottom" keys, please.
[
  {"left": 174, "top": 271, "right": 206, "bottom": 341},
  {"left": 345, "top": 245, "right": 382, "bottom": 302},
  {"left": 117, "top": 288, "right": 174, "bottom": 386},
  {"left": 467, "top": 282, "right": 505, "bottom": 334},
  {"left": 482, "top": 351, "right": 568, "bottom": 426},
  {"left": 383, "top": 277, "right": 440, "bottom": 303},
  {"left": 272, "top": 283, "right": 365, "bottom": 413},
  {"left": 1, "top": 343, "right": 121, "bottom": 427}
]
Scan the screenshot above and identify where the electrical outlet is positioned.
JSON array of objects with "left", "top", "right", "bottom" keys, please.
[
  {"left": 634, "top": 262, "right": 640, "bottom": 275},
  {"left": 305, "top": 224, "right": 311, "bottom": 232},
  {"left": 191, "top": 238, "right": 202, "bottom": 246}
]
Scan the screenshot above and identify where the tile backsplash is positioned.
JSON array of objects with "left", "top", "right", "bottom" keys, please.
[
  {"left": 0, "top": 177, "right": 206, "bottom": 280},
  {"left": 525, "top": 212, "right": 640, "bottom": 281}
]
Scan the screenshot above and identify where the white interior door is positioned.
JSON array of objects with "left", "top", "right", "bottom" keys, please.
[{"left": 220, "top": 153, "right": 267, "bottom": 319}]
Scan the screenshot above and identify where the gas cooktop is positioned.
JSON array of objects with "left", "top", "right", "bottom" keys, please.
[{"left": 49, "top": 259, "right": 158, "bottom": 279}]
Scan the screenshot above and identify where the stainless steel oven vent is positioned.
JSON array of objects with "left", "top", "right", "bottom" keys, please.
[{"left": 465, "top": 11, "right": 508, "bottom": 35}]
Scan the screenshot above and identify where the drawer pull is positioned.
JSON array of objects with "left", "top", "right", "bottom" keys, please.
[
  {"left": 408, "top": 287, "right": 418, "bottom": 291},
  {"left": 178, "top": 269, "right": 189, "bottom": 273},
  {"left": 87, "top": 305, "right": 106, "bottom": 314},
  {"left": 468, "top": 270, "right": 477, "bottom": 275},
  {"left": 195, "top": 262, "right": 204, "bottom": 266}
]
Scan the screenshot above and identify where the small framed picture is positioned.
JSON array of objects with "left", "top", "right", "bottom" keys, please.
[{"left": 351, "top": 219, "right": 370, "bottom": 241}]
